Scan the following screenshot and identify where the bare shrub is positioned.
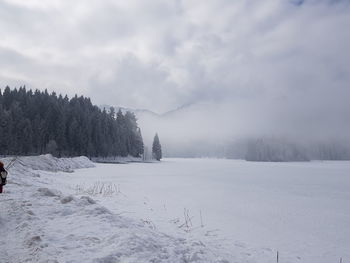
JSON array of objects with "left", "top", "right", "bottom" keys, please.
[{"left": 75, "top": 181, "right": 122, "bottom": 197}]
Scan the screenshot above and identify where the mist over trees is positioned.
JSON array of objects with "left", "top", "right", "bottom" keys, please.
[
  {"left": 244, "top": 138, "right": 309, "bottom": 162},
  {"left": 158, "top": 136, "right": 350, "bottom": 162},
  {"left": 0, "top": 86, "right": 144, "bottom": 158},
  {"left": 152, "top": 133, "right": 162, "bottom": 161},
  {"left": 225, "top": 137, "right": 350, "bottom": 162}
]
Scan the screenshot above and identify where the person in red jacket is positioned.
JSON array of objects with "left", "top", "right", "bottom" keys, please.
[{"left": 0, "top": 161, "right": 8, "bottom": 193}]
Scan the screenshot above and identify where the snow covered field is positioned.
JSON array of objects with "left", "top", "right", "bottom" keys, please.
[{"left": 1, "top": 156, "right": 350, "bottom": 263}]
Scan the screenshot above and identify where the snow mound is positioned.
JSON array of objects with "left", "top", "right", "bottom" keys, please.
[
  {"left": 92, "top": 155, "right": 143, "bottom": 164},
  {"left": 38, "top": 187, "right": 62, "bottom": 197},
  {"left": 3, "top": 154, "right": 95, "bottom": 173},
  {"left": 60, "top": 195, "right": 75, "bottom": 204},
  {"left": 80, "top": 196, "right": 96, "bottom": 204}
]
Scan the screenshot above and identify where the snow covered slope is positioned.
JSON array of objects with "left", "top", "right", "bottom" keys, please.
[{"left": 0, "top": 155, "right": 229, "bottom": 263}]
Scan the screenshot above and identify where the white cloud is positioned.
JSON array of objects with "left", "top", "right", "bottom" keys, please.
[{"left": 0, "top": 0, "right": 349, "bottom": 135}]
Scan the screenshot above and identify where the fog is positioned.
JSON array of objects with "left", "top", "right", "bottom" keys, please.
[{"left": 138, "top": 95, "right": 350, "bottom": 159}]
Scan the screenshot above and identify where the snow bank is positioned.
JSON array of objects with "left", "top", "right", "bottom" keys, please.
[
  {"left": 2, "top": 154, "right": 95, "bottom": 180},
  {"left": 92, "top": 155, "right": 143, "bottom": 164},
  {"left": 19, "top": 154, "right": 93, "bottom": 172},
  {"left": 0, "top": 155, "right": 230, "bottom": 263}
]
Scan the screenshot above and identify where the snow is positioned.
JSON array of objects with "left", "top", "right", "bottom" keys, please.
[
  {"left": 5, "top": 154, "right": 95, "bottom": 173},
  {"left": 0, "top": 155, "right": 228, "bottom": 263},
  {"left": 91, "top": 156, "right": 144, "bottom": 164},
  {"left": 1, "top": 156, "right": 350, "bottom": 263}
]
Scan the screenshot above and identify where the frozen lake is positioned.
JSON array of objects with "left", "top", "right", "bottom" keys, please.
[{"left": 59, "top": 158, "right": 350, "bottom": 263}]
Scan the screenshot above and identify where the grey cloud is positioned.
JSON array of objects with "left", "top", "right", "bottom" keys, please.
[
  {"left": 86, "top": 54, "right": 180, "bottom": 113},
  {"left": 0, "top": 0, "right": 349, "bottom": 147}
]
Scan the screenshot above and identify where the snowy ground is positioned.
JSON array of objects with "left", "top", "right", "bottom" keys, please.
[
  {"left": 1, "top": 156, "right": 350, "bottom": 263},
  {"left": 0, "top": 155, "right": 229, "bottom": 263}
]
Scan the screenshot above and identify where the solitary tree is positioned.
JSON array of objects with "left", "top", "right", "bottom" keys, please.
[{"left": 152, "top": 133, "right": 162, "bottom": 161}]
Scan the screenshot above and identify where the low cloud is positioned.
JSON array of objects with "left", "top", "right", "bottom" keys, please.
[{"left": 1, "top": 0, "right": 349, "bottom": 150}]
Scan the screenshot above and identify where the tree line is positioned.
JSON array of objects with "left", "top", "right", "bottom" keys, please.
[{"left": 0, "top": 86, "right": 144, "bottom": 158}]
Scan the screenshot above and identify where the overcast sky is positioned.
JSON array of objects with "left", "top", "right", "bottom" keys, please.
[{"left": 0, "top": 0, "right": 349, "bottom": 120}]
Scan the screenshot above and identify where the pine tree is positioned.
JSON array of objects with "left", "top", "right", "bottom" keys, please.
[
  {"left": 152, "top": 133, "right": 162, "bottom": 161},
  {"left": 0, "top": 86, "right": 144, "bottom": 158},
  {"left": 135, "top": 128, "right": 144, "bottom": 157}
]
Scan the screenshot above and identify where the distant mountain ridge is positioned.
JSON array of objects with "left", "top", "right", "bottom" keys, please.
[
  {"left": 99, "top": 103, "right": 194, "bottom": 119},
  {"left": 99, "top": 104, "right": 160, "bottom": 117}
]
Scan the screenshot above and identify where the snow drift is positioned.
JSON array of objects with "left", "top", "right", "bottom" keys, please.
[
  {"left": 0, "top": 155, "right": 229, "bottom": 263},
  {"left": 5, "top": 154, "right": 95, "bottom": 172}
]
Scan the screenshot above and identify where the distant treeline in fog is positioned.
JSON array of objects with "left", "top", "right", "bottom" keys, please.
[
  {"left": 164, "top": 137, "right": 350, "bottom": 162},
  {"left": 0, "top": 86, "right": 143, "bottom": 157},
  {"left": 226, "top": 137, "right": 350, "bottom": 162}
]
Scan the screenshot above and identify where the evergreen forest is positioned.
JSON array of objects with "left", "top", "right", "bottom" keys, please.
[{"left": 0, "top": 86, "right": 144, "bottom": 158}]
